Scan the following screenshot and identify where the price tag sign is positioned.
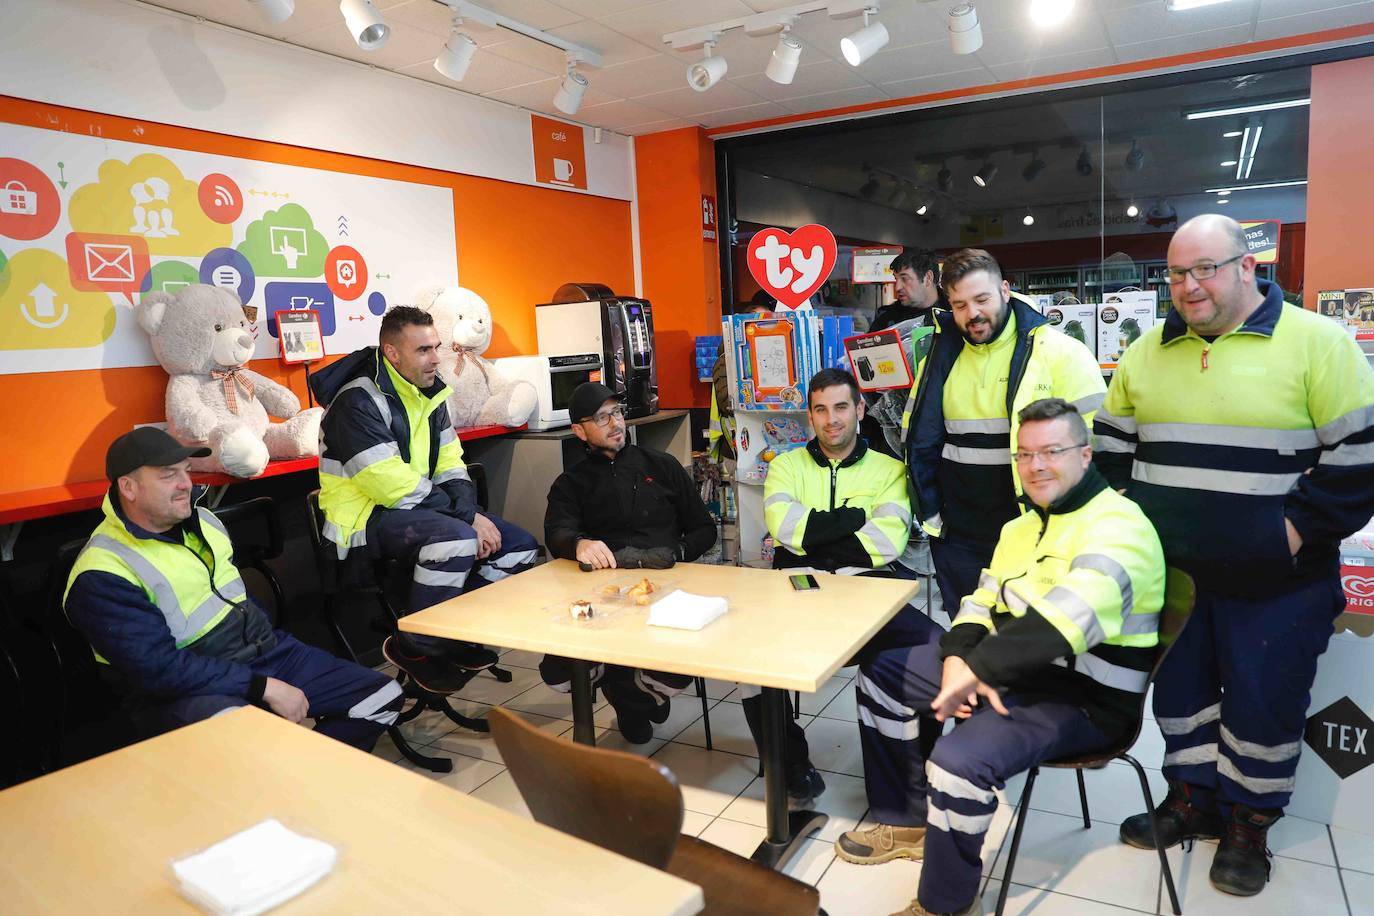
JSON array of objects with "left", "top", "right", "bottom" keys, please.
[
  {"left": 843, "top": 329, "right": 913, "bottom": 392},
  {"left": 278, "top": 309, "right": 324, "bottom": 364}
]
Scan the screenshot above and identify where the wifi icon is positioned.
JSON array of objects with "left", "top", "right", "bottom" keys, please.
[{"left": 199, "top": 172, "right": 243, "bottom": 224}]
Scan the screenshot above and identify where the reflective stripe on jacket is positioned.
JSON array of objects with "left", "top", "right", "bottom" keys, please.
[
  {"left": 763, "top": 436, "right": 911, "bottom": 572},
  {"left": 902, "top": 294, "right": 1105, "bottom": 541},
  {"left": 66, "top": 495, "right": 247, "bottom": 660},
  {"left": 1093, "top": 279, "right": 1374, "bottom": 596},
  {"left": 311, "top": 347, "right": 473, "bottom": 552}
]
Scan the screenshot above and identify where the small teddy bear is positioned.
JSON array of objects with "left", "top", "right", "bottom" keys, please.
[
  {"left": 417, "top": 285, "right": 537, "bottom": 428},
  {"left": 135, "top": 283, "right": 322, "bottom": 477}
]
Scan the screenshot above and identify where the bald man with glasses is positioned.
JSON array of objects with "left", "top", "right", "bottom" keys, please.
[{"left": 539, "top": 382, "right": 717, "bottom": 744}]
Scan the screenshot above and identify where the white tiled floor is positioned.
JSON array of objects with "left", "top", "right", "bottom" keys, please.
[{"left": 368, "top": 649, "right": 1363, "bottom": 915}]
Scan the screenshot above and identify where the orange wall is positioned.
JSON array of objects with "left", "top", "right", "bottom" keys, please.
[
  {"left": 0, "top": 96, "right": 634, "bottom": 495},
  {"left": 1306, "top": 57, "right": 1374, "bottom": 298},
  {"left": 635, "top": 127, "right": 720, "bottom": 409}
]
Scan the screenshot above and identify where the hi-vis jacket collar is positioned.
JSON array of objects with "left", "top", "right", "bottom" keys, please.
[
  {"left": 1161, "top": 278, "right": 1284, "bottom": 345},
  {"left": 1020, "top": 464, "right": 1109, "bottom": 521},
  {"left": 805, "top": 434, "right": 869, "bottom": 469}
]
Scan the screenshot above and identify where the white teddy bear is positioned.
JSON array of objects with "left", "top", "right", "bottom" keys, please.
[
  {"left": 136, "top": 283, "right": 323, "bottom": 478},
  {"left": 417, "top": 286, "right": 537, "bottom": 428}
]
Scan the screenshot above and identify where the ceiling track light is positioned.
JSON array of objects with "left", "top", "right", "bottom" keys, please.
[
  {"left": 973, "top": 159, "right": 997, "bottom": 188},
  {"left": 1124, "top": 140, "right": 1144, "bottom": 172},
  {"left": 841, "top": 7, "right": 889, "bottom": 66},
  {"left": 767, "top": 28, "right": 804, "bottom": 85},
  {"left": 1126, "top": 202, "right": 1140, "bottom": 218},
  {"left": 435, "top": 17, "right": 478, "bottom": 82},
  {"left": 947, "top": 2, "right": 983, "bottom": 55},
  {"left": 1022, "top": 208, "right": 1035, "bottom": 227},
  {"left": 687, "top": 39, "right": 727, "bottom": 92},
  {"left": 340, "top": 0, "right": 389, "bottom": 50},
  {"left": 247, "top": 0, "right": 294, "bottom": 23},
  {"left": 858, "top": 169, "right": 879, "bottom": 199},
  {"left": 1076, "top": 146, "right": 1093, "bottom": 177},
  {"left": 937, "top": 162, "right": 954, "bottom": 192},
  {"left": 554, "top": 59, "right": 589, "bottom": 115},
  {"left": 1022, "top": 151, "right": 1046, "bottom": 182}
]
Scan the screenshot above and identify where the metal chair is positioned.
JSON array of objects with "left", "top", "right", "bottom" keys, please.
[
  {"left": 488, "top": 706, "right": 821, "bottom": 916},
  {"left": 994, "top": 567, "right": 1196, "bottom": 916}
]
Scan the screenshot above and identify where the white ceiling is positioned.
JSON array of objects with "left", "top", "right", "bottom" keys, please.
[{"left": 142, "top": 0, "right": 1374, "bottom": 136}]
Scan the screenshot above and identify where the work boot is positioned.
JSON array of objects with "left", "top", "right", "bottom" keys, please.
[
  {"left": 602, "top": 681, "right": 655, "bottom": 745},
  {"left": 436, "top": 639, "right": 499, "bottom": 671},
  {"left": 1210, "top": 805, "right": 1278, "bottom": 896},
  {"left": 1120, "top": 780, "right": 1222, "bottom": 850},
  {"left": 835, "top": 823, "right": 926, "bottom": 864},
  {"left": 889, "top": 897, "right": 983, "bottom": 916},
  {"left": 648, "top": 698, "right": 672, "bottom": 724},
  {"left": 787, "top": 762, "right": 826, "bottom": 804},
  {"left": 382, "top": 636, "right": 473, "bottom": 695}
]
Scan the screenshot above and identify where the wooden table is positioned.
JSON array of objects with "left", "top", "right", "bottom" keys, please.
[
  {"left": 401, "top": 560, "right": 918, "bottom": 869},
  {"left": 0, "top": 706, "right": 703, "bottom": 915}
]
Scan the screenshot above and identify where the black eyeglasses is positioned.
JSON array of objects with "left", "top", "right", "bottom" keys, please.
[
  {"left": 583, "top": 406, "right": 626, "bottom": 427},
  {"left": 1164, "top": 254, "right": 1244, "bottom": 284}
]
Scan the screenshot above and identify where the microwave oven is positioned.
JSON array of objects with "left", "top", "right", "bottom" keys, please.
[{"left": 492, "top": 353, "right": 602, "bottom": 430}]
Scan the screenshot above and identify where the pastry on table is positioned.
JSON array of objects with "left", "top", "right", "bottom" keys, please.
[{"left": 569, "top": 600, "right": 594, "bottom": 620}]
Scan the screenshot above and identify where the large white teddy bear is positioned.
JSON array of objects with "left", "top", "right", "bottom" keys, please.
[
  {"left": 136, "top": 283, "right": 323, "bottom": 477},
  {"left": 417, "top": 286, "right": 537, "bottom": 428}
]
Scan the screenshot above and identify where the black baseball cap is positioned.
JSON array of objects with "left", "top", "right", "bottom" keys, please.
[
  {"left": 568, "top": 382, "right": 622, "bottom": 423},
  {"left": 106, "top": 427, "right": 211, "bottom": 482}
]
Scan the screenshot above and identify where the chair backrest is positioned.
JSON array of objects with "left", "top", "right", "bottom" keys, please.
[
  {"left": 211, "top": 496, "right": 284, "bottom": 563},
  {"left": 487, "top": 707, "right": 684, "bottom": 869}
]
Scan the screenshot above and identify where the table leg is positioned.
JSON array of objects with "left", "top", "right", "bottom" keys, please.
[
  {"left": 751, "top": 686, "right": 827, "bottom": 870},
  {"left": 570, "top": 659, "right": 597, "bottom": 746}
]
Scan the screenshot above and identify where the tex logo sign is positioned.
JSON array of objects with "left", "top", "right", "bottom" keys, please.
[{"left": 1304, "top": 696, "right": 1374, "bottom": 779}]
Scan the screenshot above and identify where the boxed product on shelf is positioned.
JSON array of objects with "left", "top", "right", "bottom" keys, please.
[
  {"left": 694, "top": 335, "right": 723, "bottom": 382},
  {"left": 1041, "top": 302, "right": 1097, "bottom": 357},
  {"left": 728, "top": 311, "right": 853, "bottom": 410},
  {"left": 1097, "top": 291, "right": 1158, "bottom": 370}
]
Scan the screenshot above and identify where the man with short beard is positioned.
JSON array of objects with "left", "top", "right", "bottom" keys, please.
[{"left": 902, "top": 248, "right": 1105, "bottom": 624}]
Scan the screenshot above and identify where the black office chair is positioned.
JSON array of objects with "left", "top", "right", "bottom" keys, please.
[
  {"left": 993, "top": 568, "right": 1195, "bottom": 916},
  {"left": 211, "top": 497, "right": 287, "bottom": 627},
  {"left": 305, "top": 477, "right": 514, "bottom": 774}
]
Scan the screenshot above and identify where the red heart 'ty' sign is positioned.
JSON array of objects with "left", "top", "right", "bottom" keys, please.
[{"left": 746, "top": 224, "right": 838, "bottom": 309}]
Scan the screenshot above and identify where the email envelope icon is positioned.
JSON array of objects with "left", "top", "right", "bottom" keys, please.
[{"left": 85, "top": 243, "right": 135, "bottom": 282}]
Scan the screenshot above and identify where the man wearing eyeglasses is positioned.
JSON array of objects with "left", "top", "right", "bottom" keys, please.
[
  {"left": 840, "top": 398, "right": 1163, "bottom": 916},
  {"left": 540, "top": 382, "right": 716, "bottom": 744},
  {"left": 1098, "top": 214, "right": 1374, "bottom": 897}
]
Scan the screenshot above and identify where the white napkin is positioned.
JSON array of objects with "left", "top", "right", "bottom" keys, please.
[
  {"left": 647, "top": 589, "right": 729, "bottom": 631},
  {"left": 171, "top": 818, "right": 337, "bottom": 916}
]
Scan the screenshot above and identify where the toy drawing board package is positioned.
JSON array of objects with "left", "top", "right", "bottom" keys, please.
[{"left": 731, "top": 313, "right": 824, "bottom": 410}]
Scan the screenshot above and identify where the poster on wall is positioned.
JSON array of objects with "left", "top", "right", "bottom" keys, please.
[
  {"left": 0, "top": 122, "right": 458, "bottom": 376},
  {"left": 1239, "top": 219, "right": 1280, "bottom": 265}
]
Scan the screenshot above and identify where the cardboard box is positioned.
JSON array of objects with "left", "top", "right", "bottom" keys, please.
[
  {"left": 1041, "top": 302, "right": 1097, "bottom": 358},
  {"left": 1097, "top": 291, "right": 1158, "bottom": 369}
]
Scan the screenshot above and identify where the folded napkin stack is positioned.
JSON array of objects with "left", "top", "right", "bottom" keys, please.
[
  {"left": 646, "top": 588, "right": 729, "bottom": 631},
  {"left": 171, "top": 818, "right": 337, "bottom": 916}
]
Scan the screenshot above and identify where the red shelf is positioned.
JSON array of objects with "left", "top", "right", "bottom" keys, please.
[{"left": 0, "top": 424, "right": 525, "bottom": 526}]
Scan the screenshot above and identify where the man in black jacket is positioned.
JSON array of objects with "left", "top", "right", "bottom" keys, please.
[{"left": 541, "top": 383, "right": 717, "bottom": 744}]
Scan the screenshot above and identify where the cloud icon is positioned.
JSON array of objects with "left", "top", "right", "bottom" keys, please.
[
  {"left": 238, "top": 203, "right": 328, "bottom": 278},
  {"left": 68, "top": 153, "right": 232, "bottom": 257},
  {"left": 0, "top": 248, "right": 117, "bottom": 350}
]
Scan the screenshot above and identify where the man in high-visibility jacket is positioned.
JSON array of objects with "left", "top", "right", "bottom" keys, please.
[
  {"left": 839, "top": 399, "right": 1163, "bottom": 916},
  {"left": 65, "top": 428, "right": 404, "bottom": 749},
  {"left": 312, "top": 306, "right": 539, "bottom": 694},
  {"left": 902, "top": 248, "right": 1105, "bottom": 621},
  {"left": 762, "top": 367, "right": 934, "bottom": 804},
  {"left": 1098, "top": 215, "right": 1374, "bottom": 897}
]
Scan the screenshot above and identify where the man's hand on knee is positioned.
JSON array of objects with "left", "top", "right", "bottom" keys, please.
[
  {"left": 263, "top": 677, "right": 309, "bottom": 723},
  {"left": 472, "top": 513, "right": 502, "bottom": 559}
]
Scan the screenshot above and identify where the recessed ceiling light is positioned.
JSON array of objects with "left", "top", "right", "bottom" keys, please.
[
  {"left": 916, "top": 203, "right": 929, "bottom": 216},
  {"left": 1218, "top": 198, "right": 1230, "bottom": 204},
  {"left": 1217, "top": 190, "right": 1231, "bottom": 196},
  {"left": 1126, "top": 203, "right": 1139, "bottom": 218},
  {"left": 1220, "top": 160, "right": 1238, "bottom": 166},
  {"left": 1204, "top": 179, "right": 1307, "bottom": 193},
  {"left": 1223, "top": 130, "right": 1243, "bottom": 138},
  {"left": 1022, "top": 211, "right": 1035, "bottom": 226},
  {"left": 1029, "top": 0, "right": 1075, "bottom": 28}
]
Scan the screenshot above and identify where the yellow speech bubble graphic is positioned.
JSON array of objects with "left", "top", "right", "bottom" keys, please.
[
  {"left": 69, "top": 153, "right": 232, "bottom": 257},
  {"left": 0, "top": 248, "right": 117, "bottom": 350}
]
